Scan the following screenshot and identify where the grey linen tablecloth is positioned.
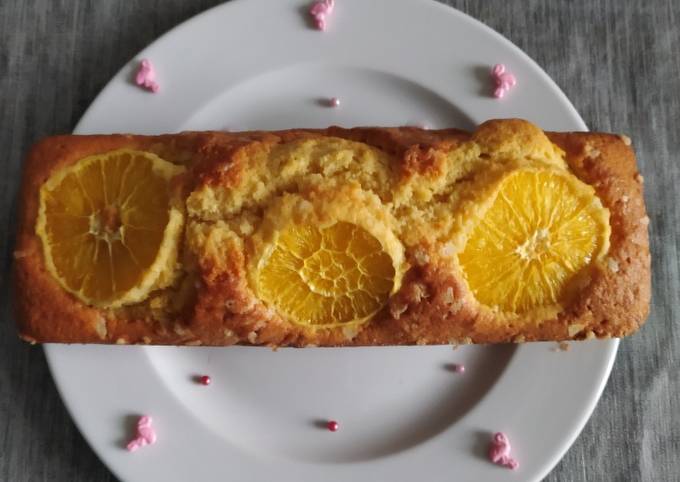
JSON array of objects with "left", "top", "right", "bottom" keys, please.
[{"left": 1, "top": 1, "right": 677, "bottom": 480}]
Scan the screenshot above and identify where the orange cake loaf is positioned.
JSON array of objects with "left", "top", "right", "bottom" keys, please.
[{"left": 13, "top": 119, "right": 650, "bottom": 346}]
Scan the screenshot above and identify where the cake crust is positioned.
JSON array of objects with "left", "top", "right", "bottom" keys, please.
[{"left": 13, "top": 120, "right": 650, "bottom": 346}]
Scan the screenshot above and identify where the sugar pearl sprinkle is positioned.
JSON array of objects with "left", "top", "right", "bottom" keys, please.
[
  {"left": 488, "top": 432, "right": 519, "bottom": 470},
  {"left": 328, "top": 97, "right": 340, "bottom": 107},
  {"left": 453, "top": 363, "right": 465, "bottom": 373},
  {"left": 327, "top": 420, "right": 340, "bottom": 432},
  {"left": 309, "top": 0, "right": 335, "bottom": 31},
  {"left": 126, "top": 416, "right": 157, "bottom": 452},
  {"left": 135, "top": 59, "right": 159, "bottom": 93},
  {"left": 490, "top": 64, "right": 517, "bottom": 99},
  {"left": 198, "top": 375, "right": 212, "bottom": 386}
]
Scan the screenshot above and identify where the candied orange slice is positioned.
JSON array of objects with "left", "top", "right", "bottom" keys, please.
[
  {"left": 255, "top": 222, "right": 399, "bottom": 327},
  {"left": 36, "top": 149, "right": 185, "bottom": 307},
  {"left": 458, "top": 168, "right": 610, "bottom": 313}
]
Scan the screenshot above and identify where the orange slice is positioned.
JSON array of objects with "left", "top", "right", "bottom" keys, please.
[
  {"left": 458, "top": 168, "right": 610, "bottom": 313},
  {"left": 36, "top": 149, "right": 185, "bottom": 307},
  {"left": 254, "top": 221, "right": 399, "bottom": 327}
]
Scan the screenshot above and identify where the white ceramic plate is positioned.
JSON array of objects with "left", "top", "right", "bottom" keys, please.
[{"left": 45, "top": 0, "right": 618, "bottom": 480}]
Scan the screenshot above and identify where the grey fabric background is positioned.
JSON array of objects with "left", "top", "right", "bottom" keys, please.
[{"left": 0, "top": 1, "right": 677, "bottom": 481}]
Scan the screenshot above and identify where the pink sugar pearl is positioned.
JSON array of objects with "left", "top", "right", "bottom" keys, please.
[{"left": 327, "top": 420, "right": 339, "bottom": 432}]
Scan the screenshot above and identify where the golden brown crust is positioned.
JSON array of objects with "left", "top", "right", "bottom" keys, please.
[{"left": 13, "top": 120, "right": 650, "bottom": 346}]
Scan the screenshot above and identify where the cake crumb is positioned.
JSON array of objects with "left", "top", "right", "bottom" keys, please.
[
  {"left": 297, "top": 199, "right": 314, "bottom": 215},
  {"left": 390, "top": 302, "right": 408, "bottom": 319},
  {"left": 442, "top": 286, "right": 455, "bottom": 304},
  {"left": 409, "top": 283, "right": 429, "bottom": 303},
  {"left": 619, "top": 134, "right": 632, "bottom": 146},
  {"left": 94, "top": 315, "right": 108, "bottom": 340},
  {"left": 447, "top": 300, "right": 463, "bottom": 315},
  {"left": 115, "top": 337, "right": 127, "bottom": 345},
  {"left": 441, "top": 288, "right": 464, "bottom": 314},
  {"left": 239, "top": 220, "right": 254, "bottom": 235},
  {"left": 607, "top": 258, "right": 620, "bottom": 273},
  {"left": 440, "top": 243, "right": 455, "bottom": 257},
  {"left": 413, "top": 248, "right": 430, "bottom": 266},
  {"left": 568, "top": 323, "right": 584, "bottom": 337},
  {"left": 247, "top": 331, "right": 258, "bottom": 344},
  {"left": 342, "top": 325, "right": 359, "bottom": 340},
  {"left": 584, "top": 143, "right": 601, "bottom": 158},
  {"left": 173, "top": 324, "right": 189, "bottom": 336},
  {"left": 225, "top": 297, "right": 256, "bottom": 314}
]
